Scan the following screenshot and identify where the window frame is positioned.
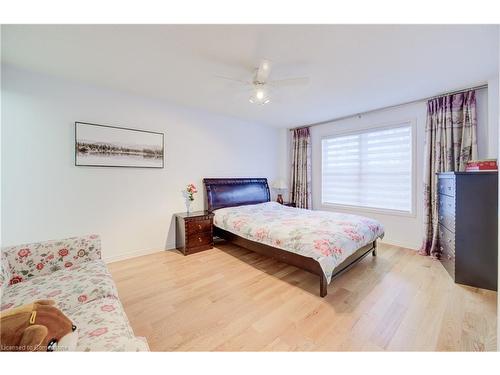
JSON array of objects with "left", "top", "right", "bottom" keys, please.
[{"left": 320, "top": 119, "right": 417, "bottom": 218}]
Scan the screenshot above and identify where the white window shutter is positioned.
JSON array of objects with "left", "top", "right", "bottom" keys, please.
[{"left": 321, "top": 124, "right": 412, "bottom": 213}]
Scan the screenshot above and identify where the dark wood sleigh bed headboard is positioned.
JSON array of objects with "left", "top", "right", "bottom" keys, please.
[{"left": 203, "top": 178, "right": 270, "bottom": 212}]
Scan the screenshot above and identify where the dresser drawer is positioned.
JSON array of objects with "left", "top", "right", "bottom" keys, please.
[
  {"left": 438, "top": 224, "right": 455, "bottom": 255},
  {"left": 438, "top": 193, "right": 455, "bottom": 214},
  {"left": 187, "top": 232, "right": 213, "bottom": 248},
  {"left": 439, "top": 240, "right": 455, "bottom": 279},
  {"left": 438, "top": 177, "right": 455, "bottom": 197},
  {"left": 186, "top": 219, "right": 212, "bottom": 234},
  {"left": 438, "top": 211, "right": 455, "bottom": 233},
  {"left": 438, "top": 195, "right": 455, "bottom": 232},
  {"left": 439, "top": 223, "right": 455, "bottom": 279}
]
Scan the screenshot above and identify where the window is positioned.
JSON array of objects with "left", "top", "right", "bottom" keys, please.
[{"left": 321, "top": 123, "right": 413, "bottom": 213}]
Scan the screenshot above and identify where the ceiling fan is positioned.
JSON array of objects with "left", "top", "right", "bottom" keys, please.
[{"left": 216, "top": 59, "right": 309, "bottom": 105}]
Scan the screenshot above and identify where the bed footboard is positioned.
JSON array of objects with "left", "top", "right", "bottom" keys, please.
[
  {"left": 320, "top": 241, "right": 378, "bottom": 297},
  {"left": 216, "top": 226, "right": 378, "bottom": 298}
]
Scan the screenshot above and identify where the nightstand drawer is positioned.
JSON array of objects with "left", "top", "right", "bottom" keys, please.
[
  {"left": 186, "top": 219, "right": 212, "bottom": 234},
  {"left": 187, "top": 232, "right": 213, "bottom": 247},
  {"left": 175, "top": 210, "right": 214, "bottom": 256}
]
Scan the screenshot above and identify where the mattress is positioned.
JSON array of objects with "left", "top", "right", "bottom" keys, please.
[{"left": 213, "top": 202, "right": 384, "bottom": 282}]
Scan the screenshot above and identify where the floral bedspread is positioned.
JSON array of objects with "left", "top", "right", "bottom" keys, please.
[{"left": 213, "top": 202, "right": 384, "bottom": 283}]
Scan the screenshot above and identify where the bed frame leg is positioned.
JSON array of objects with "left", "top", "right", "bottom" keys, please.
[
  {"left": 320, "top": 275, "right": 328, "bottom": 297},
  {"left": 372, "top": 241, "right": 377, "bottom": 257}
]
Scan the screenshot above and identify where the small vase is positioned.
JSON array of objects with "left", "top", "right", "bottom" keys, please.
[{"left": 186, "top": 199, "right": 192, "bottom": 214}]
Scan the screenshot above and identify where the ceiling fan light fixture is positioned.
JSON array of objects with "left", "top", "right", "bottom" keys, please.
[
  {"left": 249, "top": 86, "right": 271, "bottom": 105},
  {"left": 216, "top": 58, "right": 307, "bottom": 105}
]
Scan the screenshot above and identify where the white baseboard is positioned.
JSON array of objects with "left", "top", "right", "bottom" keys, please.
[
  {"left": 102, "top": 239, "right": 417, "bottom": 264},
  {"left": 378, "top": 238, "right": 418, "bottom": 251},
  {"left": 104, "top": 242, "right": 176, "bottom": 264}
]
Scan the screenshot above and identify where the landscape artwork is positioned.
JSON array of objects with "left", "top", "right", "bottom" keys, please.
[{"left": 75, "top": 122, "right": 164, "bottom": 168}]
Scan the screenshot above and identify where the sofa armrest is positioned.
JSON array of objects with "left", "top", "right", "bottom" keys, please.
[
  {"left": 1, "top": 234, "right": 101, "bottom": 285},
  {"left": 1, "top": 252, "right": 12, "bottom": 291}
]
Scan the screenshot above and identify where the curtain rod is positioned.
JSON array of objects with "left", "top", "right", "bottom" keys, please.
[{"left": 289, "top": 83, "right": 488, "bottom": 131}]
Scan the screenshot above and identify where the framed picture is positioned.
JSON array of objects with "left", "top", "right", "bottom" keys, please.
[{"left": 75, "top": 122, "right": 164, "bottom": 168}]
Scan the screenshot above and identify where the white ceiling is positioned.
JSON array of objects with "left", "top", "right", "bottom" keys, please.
[{"left": 2, "top": 25, "right": 499, "bottom": 127}]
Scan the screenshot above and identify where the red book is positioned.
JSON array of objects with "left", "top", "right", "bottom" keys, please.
[{"left": 465, "top": 159, "right": 498, "bottom": 172}]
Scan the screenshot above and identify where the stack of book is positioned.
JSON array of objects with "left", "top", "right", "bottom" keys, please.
[{"left": 465, "top": 159, "right": 498, "bottom": 172}]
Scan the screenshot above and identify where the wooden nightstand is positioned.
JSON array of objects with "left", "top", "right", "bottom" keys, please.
[
  {"left": 283, "top": 202, "right": 296, "bottom": 207},
  {"left": 175, "top": 211, "right": 214, "bottom": 255}
]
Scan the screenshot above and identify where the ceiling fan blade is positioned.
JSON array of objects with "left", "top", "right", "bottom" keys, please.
[
  {"left": 214, "top": 75, "right": 251, "bottom": 85},
  {"left": 268, "top": 77, "right": 310, "bottom": 87},
  {"left": 255, "top": 59, "right": 272, "bottom": 83}
]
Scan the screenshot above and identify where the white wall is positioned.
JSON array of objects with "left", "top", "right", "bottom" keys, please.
[
  {"left": 305, "top": 88, "right": 491, "bottom": 250},
  {"left": 1, "top": 65, "right": 281, "bottom": 262}
]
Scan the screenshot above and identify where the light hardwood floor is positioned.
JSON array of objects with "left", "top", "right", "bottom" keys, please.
[{"left": 108, "top": 242, "right": 497, "bottom": 351}]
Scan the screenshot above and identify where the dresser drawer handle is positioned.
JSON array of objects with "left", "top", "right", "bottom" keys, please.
[
  {"left": 447, "top": 239, "right": 452, "bottom": 243},
  {"left": 198, "top": 224, "right": 202, "bottom": 230},
  {"left": 198, "top": 237, "right": 202, "bottom": 242},
  {"left": 447, "top": 254, "right": 452, "bottom": 260}
]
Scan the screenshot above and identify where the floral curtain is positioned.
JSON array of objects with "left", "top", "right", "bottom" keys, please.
[
  {"left": 420, "top": 90, "right": 477, "bottom": 257},
  {"left": 290, "top": 127, "right": 312, "bottom": 209}
]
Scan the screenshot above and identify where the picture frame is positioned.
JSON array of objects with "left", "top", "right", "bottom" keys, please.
[{"left": 75, "top": 122, "right": 165, "bottom": 168}]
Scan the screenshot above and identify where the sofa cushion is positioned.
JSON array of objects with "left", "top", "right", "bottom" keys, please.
[
  {"left": 69, "top": 297, "right": 145, "bottom": 351},
  {"left": 2, "top": 235, "right": 101, "bottom": 284},
  {"left": 0, "top": 260, "right": 118, "bottom": 313}
]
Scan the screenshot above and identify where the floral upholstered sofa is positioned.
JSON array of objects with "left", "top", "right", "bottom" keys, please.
[{"left": 0, "top": 235, "right": 148, "bottom": 351}]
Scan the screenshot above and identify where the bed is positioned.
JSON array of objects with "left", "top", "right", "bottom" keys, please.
[{"left": 203, "top": 178, "right": 384, "bottom": 297}]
